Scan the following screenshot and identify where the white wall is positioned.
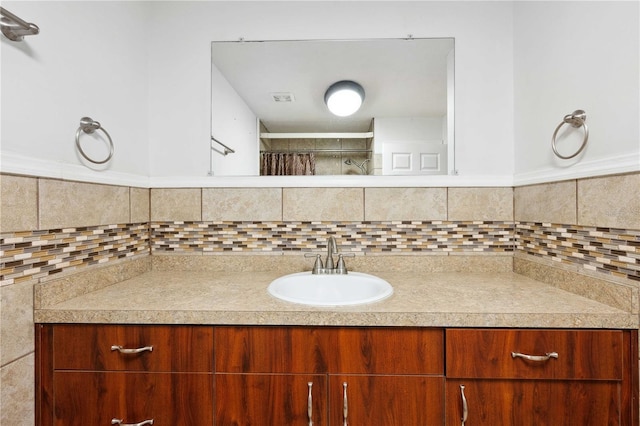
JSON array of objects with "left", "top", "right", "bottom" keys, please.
[
  {"left": 146, "top": 1, "right": 515, "bottom": 186},
  {"left": 374, "top": 117, "right": 444, "bottom": 151},
  {"left": 1, "top": 1, "right": 151, "bottom": 186},
  {"left": 210, "top": 62, "right": 259, "bottom": 176},
  {"left": 513, "top": 1, "right": 640, "bottom": 185},
  {"left": 6, "top": 2, "right": 635, "bottom": 187}
]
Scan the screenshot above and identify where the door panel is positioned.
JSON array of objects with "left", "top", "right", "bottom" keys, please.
[
  {"left": 445, "top": 380, "right": 623, "bottom": 426},
  {"left": 216, "top": 373, "right": 328, "bottom": 425},
  {"left": 330, "top": 375, "right": 444, "bottom": 426}
]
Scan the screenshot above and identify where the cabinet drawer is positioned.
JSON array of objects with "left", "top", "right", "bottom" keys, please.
[
  {"left": 330, "top": 327, "right": 444, "bottom": 374},
  {"left": 446, "top": 329, "right": 623, "bottom": 380},
  {"left": 215, "top": 326, "right": 328, "bottom": 373},
  {"left": 52, "top": 371, "right": 213, "bottom": 426},
  {"left": 53, "top": 324, "right": 213, "bottom": 372},
  {"left": 215, "top": 326, "right": 444, "bottom": 374}
]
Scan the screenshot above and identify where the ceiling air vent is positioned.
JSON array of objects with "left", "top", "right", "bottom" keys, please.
[{"left": 271, "top": 92, "right": 295, "bottom": 103}]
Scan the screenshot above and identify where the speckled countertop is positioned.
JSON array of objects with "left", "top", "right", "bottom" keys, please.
[{"left": 33, "top": 271, "right": 637, "bottom": 329}]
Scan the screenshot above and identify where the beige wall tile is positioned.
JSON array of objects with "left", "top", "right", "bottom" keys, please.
[
  {"left": 150, "top": 188, "right": 201, "bottom": 221},
  {"left": 0, "top": 174, "right": 38, "bottom": 233},
  {"left": 283, "top": 188, "right": 363, "bottom": 221},
  {"left": 130, "top": 187, "right": 150, "bottom": 223},
  {"left": 39, "top": 179, "right": 129, "bottom": 229},
  {"left": 514, "top": 180, "right": 577, "bottom": 224},
  {"left": 203, "top": 188, "right": 282, "bottom": 221},
  {"left": 36, "top": 257, "right": 151, "bottom": 308},
  {"left": 152, "top": 254, "right": 307, "bottom": 273},
  {"left": 364, "top": 188, "right": 447, "bottom": 221},
  {"left": 1, "top": 354, "right": 34, "bottom": 426},
  {"left": 578, "top": 173, "right": 640, "bottom": 229},
  {"left": 0, "top": 282, "right": 34, "bottom": 364},
  {"left": 448, "top": 187, "right": 513, "bottom": 221},
  {"left": 514, "top": 255, "right": 637, "bottom": 313}
]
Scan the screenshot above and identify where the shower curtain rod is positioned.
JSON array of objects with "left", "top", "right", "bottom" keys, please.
[
  {"left": 261, "top": 148, "right": 371, "bottom": 153},
  {"left": 0, "top": 7, "right": 39, "bottom": 41},
  {"left": 260, "top": 132, "right": 374, "bottom": 139}
]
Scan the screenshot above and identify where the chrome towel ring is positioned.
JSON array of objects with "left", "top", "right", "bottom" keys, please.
[
  {"left": 551, "top": 109, "right": 588, "bottom": 160},
  {"left": 75, "top": 117, "right": 114, "bottom": 164}
]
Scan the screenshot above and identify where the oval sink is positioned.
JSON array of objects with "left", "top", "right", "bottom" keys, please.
[{"left": 267, "top": 272, "right": 393, "bottom": 307}]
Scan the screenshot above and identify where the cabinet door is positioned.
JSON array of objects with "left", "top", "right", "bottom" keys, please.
[
  {"left": 330, "top": 375, "right": 444, "bottom": 426},
  {"left": 445, "top": 379, "right": 623, "bottom": 426},
  {"left": 216, "top": 373, "right": 328, "bottom": 425},
  {"left": 52, "top": 371, "right": 213, "bottom": 426}
]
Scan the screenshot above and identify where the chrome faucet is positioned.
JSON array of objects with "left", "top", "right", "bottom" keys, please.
[
  {"left": 305, "top": 236, "right": 354, "bottom": 275},
  {"left": 326, "top": 236, "right": 337, "bottom": 269}
]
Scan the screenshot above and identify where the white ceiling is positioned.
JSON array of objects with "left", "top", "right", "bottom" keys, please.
[{"left": 211, "top": 38, "right": 454, "bottom": 133}]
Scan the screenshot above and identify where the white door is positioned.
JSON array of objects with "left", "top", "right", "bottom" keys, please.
[{"left": 382, "top": 141, "right": 447, "bottom": 175}]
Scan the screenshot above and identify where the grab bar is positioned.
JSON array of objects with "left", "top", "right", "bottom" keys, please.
[{"left": 0, "top": 7, "right": 39, "bottom": 41}]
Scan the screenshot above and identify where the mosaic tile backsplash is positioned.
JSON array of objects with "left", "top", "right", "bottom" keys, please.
[
  {"left": 517, "top": 222, "right": 640, "bottom": 282},
  {"left": 1, "top": 220, "right": 639, "bottom": 284},
  {"left": 150, "top": 221, "right": 515, "bottom": 253},
  {"left": 0, "top": 223, "right": 149, "bottom": 286}
]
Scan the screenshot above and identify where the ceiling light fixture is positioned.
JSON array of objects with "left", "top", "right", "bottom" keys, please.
[{"left": 324, "top": 80, "right": 365, "bottom": 117}]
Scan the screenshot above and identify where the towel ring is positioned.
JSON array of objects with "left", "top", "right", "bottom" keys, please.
[
  {"left": 75, "top": 117, "right": 114, "bottom": 164},
  {"left": 551, "top": 109, "right": 588, "bottom": 160}
]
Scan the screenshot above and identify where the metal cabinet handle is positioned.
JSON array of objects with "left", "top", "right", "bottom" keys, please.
[
  {"left": 111, "top": 419, "right": 154, "bottom": 426},
  {"left": 342, "top": 382, "right": 348, "bottom": 426},
  {"left": 460, "top": 385, "right": 468, "bottom": 426},
  {"left": 110, "top": 345, "right": 153, "bottom": 354},
  {"left": 307, "top": 382, "right": 313, "bottom": 426},
  {"left": 511, "top": 351, "right": 558, "bottom": 362}
]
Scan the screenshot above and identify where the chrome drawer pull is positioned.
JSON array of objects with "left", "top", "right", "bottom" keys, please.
[
  {"left": 111, "top": 418, "right": 154, "bottom": 426},
  {"left": 307, "top": 382, "right": 313, "bottom": 426},
  {"left": 511, "top": 351, "right": 558, "bottom": 362},
  {"left": 342, "top": 382, "right": 348, "bottom": 426},
  {"left": 460, "top": 385, "right": 468, "bottom": 425},
  {"left": 110, "top": 345, "right": 153, "bottom": 354}
]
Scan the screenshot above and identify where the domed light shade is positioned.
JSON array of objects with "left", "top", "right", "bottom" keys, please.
[{"left": 324, "top": 80, "right": 365, "bottom": 117}]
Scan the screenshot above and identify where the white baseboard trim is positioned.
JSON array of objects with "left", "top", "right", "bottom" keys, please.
[
  {"left": 513, "top": 153, "right": 639, "bottom": 186},
  {"left": 149, "top": 174, "right": 515, "bottom": 188},
  {"left": 0, "top": 151, "right": 150, "bottom": 187},
  {"left": 3, "top": 150, "right": 637, "bottom": 189}
]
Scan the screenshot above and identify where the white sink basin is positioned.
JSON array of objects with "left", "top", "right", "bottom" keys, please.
[{"left": 267, "top": 272, "right": 393, "bottom": 306}]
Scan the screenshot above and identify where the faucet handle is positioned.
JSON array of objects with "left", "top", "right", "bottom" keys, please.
[
  {"left": 335, "top": 253, "right": 355, "bottom": 274},
  {"left": 304, "top": 253, "right": 324, "bottom": 274}
]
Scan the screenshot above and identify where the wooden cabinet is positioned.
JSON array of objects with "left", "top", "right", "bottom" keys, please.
[
  {"left": 36, "top": 324, "right": 638, "bottom": 426},
  {"left": 213, "top": 326, "right": 445, "bottom": 425},
  {"left": 445, "top": 329, "right": 638, "bottom": 426},
  {"left": 36, "top": 324, "right": 214, "bottom": 426}
]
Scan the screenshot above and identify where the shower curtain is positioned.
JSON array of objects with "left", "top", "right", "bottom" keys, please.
[{"left": 260, "top": 152, "right": 316, "bottom": 176}]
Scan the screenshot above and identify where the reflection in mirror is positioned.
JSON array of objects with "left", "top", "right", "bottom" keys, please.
[{"left": 210, "top": 38, "right": 454, "bottom": 177}]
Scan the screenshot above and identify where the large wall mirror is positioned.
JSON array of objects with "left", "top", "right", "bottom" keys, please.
[{"left": 210, "top": 38, "right": 454, "bottom": 177}]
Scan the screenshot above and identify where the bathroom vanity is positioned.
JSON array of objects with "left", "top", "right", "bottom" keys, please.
[{"left": 34, "top": 270, "right": 639, "bottom": 425}]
